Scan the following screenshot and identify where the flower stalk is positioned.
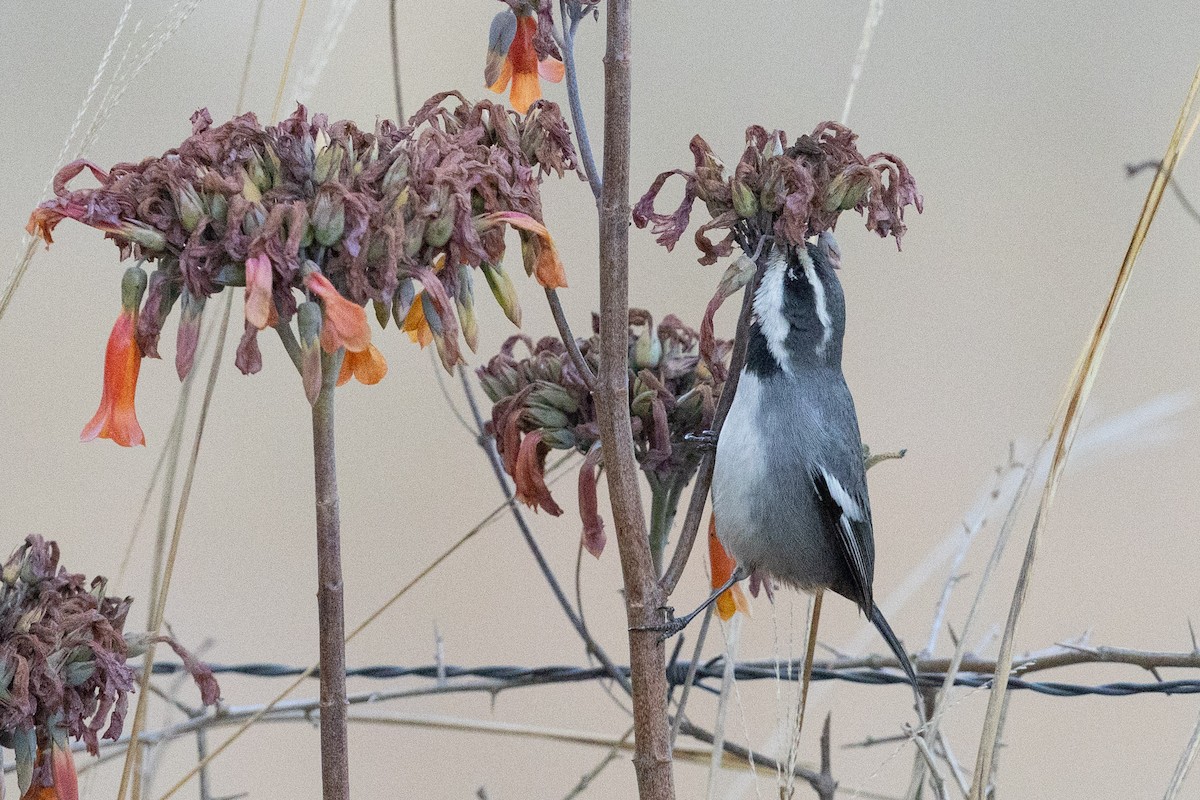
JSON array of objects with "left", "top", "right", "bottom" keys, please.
[
  {"left": 311, "top": 348, "right": 349, "bottom": 800},
  {"left": 596, "top": 1, "right": 676, "bottom": 797}
]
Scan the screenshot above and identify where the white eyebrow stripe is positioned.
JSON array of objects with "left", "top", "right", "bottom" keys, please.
[
  {"left": 799, "top": 249, "right": 832, "bottom": 356},
  {"left": 753, "top": 245, "right": 791, "bottom": 373}
]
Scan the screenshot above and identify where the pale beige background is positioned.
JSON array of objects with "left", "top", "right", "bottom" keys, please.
[{"left": 2, "top": 1, "right": 1199, "bottom": 798}]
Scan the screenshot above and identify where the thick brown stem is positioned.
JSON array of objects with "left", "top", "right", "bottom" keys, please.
[
  {"left": 312, "top": 349, "right": 349, "bottom": 800},
  {"left": 596, "top": 4, "right": 675, "bottom": 799}
]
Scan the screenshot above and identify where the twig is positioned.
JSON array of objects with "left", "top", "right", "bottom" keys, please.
[
  {"left": 669, "top": 605, "right": 714, "bottom": 747},
  {"left": 968, "top": 63, "right": 1200, "bottom": 800},
  {"left": 596, "top": 3, "right": 676, "bottom": 798},
  {"left": 457, "top": 368, "right": 632, "bottom": 696},
  {"left": 545, "top": 287, "right": 596, "bottom": 387},
  {"left": 816, "top": 713, "right": 837, "bottom": 800},
  {"left": 1125, "top": 159, "right": 1200, "bottom": 225},
  {"left": 841, "top": 0, "right": 886, "bottom": 125},
  {"left": 1163, "top": 708, "right": 1200, "bottom": 800},
  {"left": 387, "top": 0, "right": 404, "bottom": 121},
  {"left": 557, "top": 0, "right": 602, "bottom": 199},
  {"left": 659, "top": 245, "right": 761, "bottom": 596},
  {"left": 311, "top": 348, "right": 349, "bottom": 800},
  {"left": 563, "top": 725, "right": 635, "bottom": 800}
]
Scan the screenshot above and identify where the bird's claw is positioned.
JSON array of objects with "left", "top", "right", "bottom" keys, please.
[
  {"left": 629, "top": 606, "right": 690, "bottom": 642},
  {"left": 685, "top": 430, "right": 718, "bottom": 452}
]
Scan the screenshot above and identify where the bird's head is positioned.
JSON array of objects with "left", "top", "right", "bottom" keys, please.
[{"left": 745, "top": 232, "right": 847, "bottom": 375}]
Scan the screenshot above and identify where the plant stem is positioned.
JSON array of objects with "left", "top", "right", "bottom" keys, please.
[
  {"left": 596, "top": 3, "right": 675, "bottom": 798},
  {"left": 311, "top": 348, "right": 349, "bottom": 800},
  {"left": 559, "top": 0, "right": 602, "bottom": 200},
  {"left": 658, "top": 257, "right": 760, "bottom": 597}
]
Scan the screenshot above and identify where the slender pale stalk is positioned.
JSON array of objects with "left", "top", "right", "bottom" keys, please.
[
  {"left": 596, "top": 3, "right": 674, "bottom": 798},
  {"left": 312, "top": 348, "right": 349, "bottom": 800}
]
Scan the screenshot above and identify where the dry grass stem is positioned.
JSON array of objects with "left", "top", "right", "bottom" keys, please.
[
  {"left": 967, "top": 62, "right": 1200, "bottom": 799},
  {"left": 1162, "top": 709, "right": 1200, "bottom": 800}
]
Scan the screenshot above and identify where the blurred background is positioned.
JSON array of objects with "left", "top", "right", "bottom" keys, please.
[{"left": 2, "top": 1, "right": 1199, "bottom": 797}]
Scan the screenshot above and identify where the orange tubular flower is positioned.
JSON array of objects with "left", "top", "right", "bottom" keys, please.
[
  {"left": 336, "top": 343, "right": 388, "bottom": 386},
  {"left": 485, "top": 9, "right": 564, "bottom": 114},
  {"left": 81, "top": 274, "right": 145, "bottom": 447},
  {"left": 708, "top": 515, "right": 749, "bottom": 621},
  {"left": 401, "top": 292, "right": 434, "bottom": 347},
  {"left": 482, "top": 210, "right": 568, "bottom": 289},
  {"left": 304, "top": 271, "right": 371, "bottom": 354}
]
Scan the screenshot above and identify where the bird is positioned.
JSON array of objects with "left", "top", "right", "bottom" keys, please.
[{"left": 709, "top": 232, "right": 921, "bottom": 695}]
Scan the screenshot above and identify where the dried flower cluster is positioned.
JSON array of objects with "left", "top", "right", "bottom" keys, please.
[
  {"left": 479, "top": 312, "right": 728, "bottom": 557},
  {"left": 633, "top": 122, "right": 922, "bottom": 265},
  {"left": 0, "top": 536, "right": 218, "bottom": 798},
  {"left": 29, "top": 93, "right": 578, "bottom": 444}
]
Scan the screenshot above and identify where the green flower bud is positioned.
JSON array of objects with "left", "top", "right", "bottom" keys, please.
[
  {"left": 314, "top": 142, "right": 345, "bottom": 184},
  {"left": 532, "top": 380, "right": 579, "bottom": 413},
  {"left": 392, "top": 277, "right": 416, "bottom": 327},
  {"left": 630, "top": 388, "right": 655, "bottom": 417},
  {"left": 209, "top": 192, "right": 228, "bottom": 225},
  {"left": 373, "top": 298, "right": 390, "bottom": 329},
  {"left": 525, "top": 400, "right": 571, "bottom": 430},
  {"left": 823, "top": 170, "right": 870, "bottom": 212},
  {"left": 424, "top": 206, "right": 455, "bottom": 248},
  {"left": 311, "top": 191, "right": 345, "bottom": 247},
  {"left": 382, "top": 152, "right": 410, "bottom": 192},
  {"left": 540, "top": 428, "right": 577, "bottom": 450},
  {"left": 634, "top": 328, "right": 662, "bottom": 370},
  {"left": 403, "top": 218, "right": 426, "bottom": 257},
  {"left": 121, "top": 222, "right": 167, "bottom": 252},
  {"left": 455, "top": 264, "right": 478, "bottom": 352},
  {"left": 731, "top": 174, "right": 759, "bottom": 219},
  {"left": 481, "top": 261, "right": 521, "bottom": 326},
  {"left": 121, "top": 266, "right": 149, "bottom": 310},
  {"left": 65, "top": 660, "right": 97, "bottom": 687},
  {"left": 173, "top": 183, "right": 205, "bottom": 233},
  {"left": 479, "top": 373, "right": 507, "bottom": 402}
]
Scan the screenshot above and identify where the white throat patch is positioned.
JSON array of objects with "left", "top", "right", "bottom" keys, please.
[
  {"left": 799, "top": 249, "right": 832, "bottom": 356},
  {"left": 753, "top": 245, "right": 791, "bottom": 371}
]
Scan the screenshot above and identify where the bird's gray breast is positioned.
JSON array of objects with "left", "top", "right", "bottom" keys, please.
[{"left": 711, "top": 368, "right": 855, "bottom": 592}]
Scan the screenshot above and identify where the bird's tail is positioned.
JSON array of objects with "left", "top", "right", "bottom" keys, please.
[{"left": 869, "top": 603, "right": 921, "bottom": 691}]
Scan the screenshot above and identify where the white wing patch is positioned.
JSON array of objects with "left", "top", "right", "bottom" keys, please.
[
  {"left": 753, "top": 245, "right": 791, "bottom": 372},
  {"left": 799, "top": 249, "right": 832, "bottom": 356},
  {"left": 817, "top": 466, "right": 864, "bottom": 522}
]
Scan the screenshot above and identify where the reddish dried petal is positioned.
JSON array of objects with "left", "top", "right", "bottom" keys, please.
[{"left": 577, "top": 444, "right": 605, "bottom": 558}]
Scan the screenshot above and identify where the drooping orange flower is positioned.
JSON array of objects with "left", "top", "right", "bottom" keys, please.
[
  {"left": 336, "top": 343, "right": 388, "bottom": 386},
  {"left": 304, "top": 271, "right": 371, "bottom": 354},
  {"left": 709, "top": 515, "right": 749, "bottom": 621},
  {"left": 485, "top": 9, "right": 564, "bottom": 114},
  {"left": 514, "top": 430, "right": 563, "bottom": 515},
  {"left": 81, "top": 308, "right": 144, "bottom": 447},
  {"left": 20, "top": 738, "right": 79, "bottom": 800},
  {"left": 401, "top": 292, "right": 434, "bottom": 347},
  {"left": 481, "top": 210, "right": 567, "bottom": 289}
]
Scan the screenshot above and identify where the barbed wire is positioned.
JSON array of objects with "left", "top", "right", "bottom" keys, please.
[{"left": 150, "top": 654, "right": 1200, "bottom": 699}]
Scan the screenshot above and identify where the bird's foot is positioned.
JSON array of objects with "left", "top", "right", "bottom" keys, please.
[
  {"left": 684, "top": 430, "right": 718, "bottom": 452},
  {"left": 629, "top": 606, "right": 692, "bottom": 642}
]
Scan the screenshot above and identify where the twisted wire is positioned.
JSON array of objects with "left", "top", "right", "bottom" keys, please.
[{"left": 148, "top": 660, "right": 1200, "bottom": 699}]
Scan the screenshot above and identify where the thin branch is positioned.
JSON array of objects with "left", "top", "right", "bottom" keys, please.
[
  {"left": 659, "top": 246, "right": 762, "bottom": 596},
  {"left": 816, "top": 713, "right": 837, "bottom": 800},
  {"left": 557, "top": 0, "right": 602, "bottom": 199},
  {"left": 1125, "top": 159, "right": 1200, "bottom": 226},
  {"left": 545, "top": 287, "right": 596, "bottom": 388},
  {"left": 457, "top": 367, "right": 631, "bottom": 695},
  {"left": 387, "top": 0, "right": 404, "bottom": 121},
  {"left": 1163, "top": 708, "right": 1200, "bottom": 800}
]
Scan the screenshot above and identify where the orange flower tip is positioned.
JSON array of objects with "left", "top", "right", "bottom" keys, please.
[
  {"left": 486, "top": 53, "right": 512, "bottom": 92},
  {"left": 337, "top": 344, "right": 388, "bottom": 387},
  {"left": 509, "top": 69, "right": 541, "bottom": 115},
  {"left": 538, "top": 57, "right": 565, "bottom": 84}
]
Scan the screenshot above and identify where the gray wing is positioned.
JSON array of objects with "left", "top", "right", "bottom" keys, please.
[{"left": 810, "top": 463, "right": 875, "bottom": 611}]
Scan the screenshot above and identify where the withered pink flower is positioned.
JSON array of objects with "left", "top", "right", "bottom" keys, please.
[
  {"left": 28, "top": 95, "right": 581, "bottom": 426},
  {"left": 0, "top": 537, "right": 217, "bottom": 797},
  {"left": 479, "top": 312, "right": 727, "bottom": 554},
  {"left": 634, "top": 121, "right": 922, "bottom": 264}
]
